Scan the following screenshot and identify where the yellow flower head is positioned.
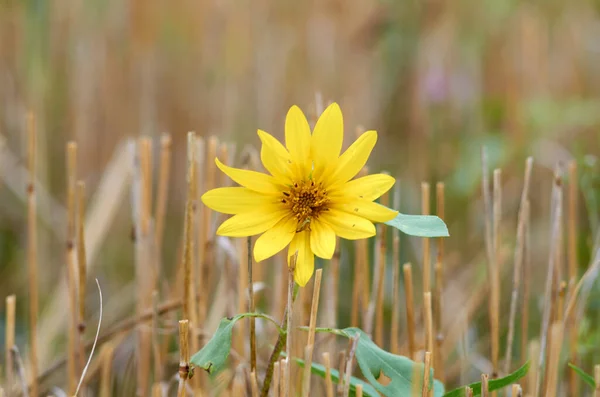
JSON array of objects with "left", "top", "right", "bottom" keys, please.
[{"left": 201, "top": 103, "right": 398, "bottom": 286}]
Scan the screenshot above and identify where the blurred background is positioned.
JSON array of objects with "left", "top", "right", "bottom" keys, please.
[{"left": 1, "top": 0, "right": 600, "bottom": 393}]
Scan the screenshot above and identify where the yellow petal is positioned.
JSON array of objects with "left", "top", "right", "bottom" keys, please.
[
  {"left": 215, "top": 158, "right": 281, "bottom": 194},
  {"left": 285, "top": 105, "right": 312, "bottom": 178},
  {"left": 257, "top": 129, "right": 293, "bottom": 184},
  {"left": 309, "top": 220, "right": 336, "bottom": 259},
  {"left": 288, "top": 230, "right": 315, "bottom": 287},
  {"left": 254, "top": 215, "right": 297, "bottom": 262},
  {"left": 319, "top": 208, "right": 376, "bottom": 240},
  {"left": 332, "top": 199, "right": 398, "bottom": 223},
  {"left": 216, "top": 207, "right": 287, "bottom": 237},
  {"left": 329, "top": 174, "right": 396, "bottom": 201},
  {"left": 201, "top": 187, "right": 271, "bottom": 214},
  {"left": 326, "top": 130, "right": 377, "bottom": 186},
  {"left": 311, "top": 103, "right": 343, "bottom": 180}
]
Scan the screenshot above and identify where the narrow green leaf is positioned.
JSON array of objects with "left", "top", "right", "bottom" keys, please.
[
  {"left": 568, "top": 363, "right": 596, "bottom": 388},
  {"left": 291, "top": 354, "right": 379, "bottom": 397},
  {"left": 343, "top": 328, "right": 445, "bottom": 397},
  {"left": 442, "top": 361, "right": 530, "bottom": 396},
  {"left": 383, "top": 210, "right": 449, "bottom": 238}
]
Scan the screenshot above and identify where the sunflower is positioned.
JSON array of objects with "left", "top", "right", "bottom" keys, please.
[{"left": 201, "top": 103, "right": 398, "bottom": 286}]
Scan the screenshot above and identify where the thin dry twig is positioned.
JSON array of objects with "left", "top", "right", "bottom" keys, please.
[
  {"left": 5, "top": 295, "right": 16, "bottom": 392},
  {"left": 536, "top": 166, "right": 563, "bottom": 396},
  {"left": 26, "top": 110, "right": 39, "bottom": 397},
  {"left": 411, "top": 360, "right": 423, "bottom": 396},
  {"left": 337, "top": 350, "right": 347, "bottom": 395},
  {"left": 250, "top": 370, "right": 260, "bottom": 397},
  {"left": 481, "top": 374, "right": 489, "bottom": 397},
  {"left": 74, "top": 279, "right": 103, "bottom": 396},
  {"left": 182, "top": 132, "right": 196, "bottom": 323},
  {"left": 76, "top": 181, "right": 89, "bottom": 390},
  {"left": 99, "top": 342, "right": 116, "bottom": 397},
  {"left": 199, "top": 136, "right": 218, "bottom": 326},
  {"left": 302, "top": 269, "right": 323, "bottom": 396},
  {"left": 481, "top": 147, "right": 494, "bottom": 278},
  {"left": 567, "top": 160, "right": 579, "bottom": 397},
  {"left": 352, "top": 236, "right": 366, "bottom": 326},
  {"left": 130, "top": 138, "right": 155, "bottom": 397},
  {"left": 545, "top": 323, "right": 563, "bottom": 397},
  {"left": 564, "top": 258, "right": 600, "bottom": 325},
  {"left": 422, "top": 182, "right": 431, "bottom": 293},
  {"left": 527, "top": 340, "right": 540, "bottom": 396},
  {"left": 491, "top": 168, "right": 502, "bottom": 378},
  {"left": 279, "top": 358, "right": 288, "bottom": 397},
  {"left": 434, "top": 181, "right": 445, "bottom": 382},
  {"left": 272, "top": 361, "right": 281, "bottom": 397},
  {"left": 391, "top": 259, "right": 401, "bottom": 355},
  {"left": 365, "top": 177, "right": 389, "bottom": 338},
  {"left": 139, "top": 137, "right": 153, "bottom": 236},
  {"left": 424, "top": 292, "right": 434, "bottom": 363},
  {"left": 354, "top": 166, "right": 371, "bottom": 323},
  {"left": 236, "top": 236, "right": 249, "bottom": 359},
  {"left": 177, "top": 320, "right": 190, "bottom": 397},
  {"left": 342, "top": 334, "right": 360, "bottom": 397},
  {"left": 355, "top": 384, "right": 363, "bottom": 397},
  {"left": 155, "top": 133, "right": 172, "bottom": 262},
  {"left": 436, "top": 181, "right": 445, "bottom": 264},
  {"left": 322, "top": 352, "right": 334, "bottom": 397},
  {"left": 511, "top": 384, "right": 522, "bottom": 397},
  {"left": 504, "top": 158, "right": 533, "bottom": 373},
  {"left": 326, "top": 236, "right": 341, "bottom": 356},
  {"left": 260, "top": 253, "right": 298, "bottom": 397},
  {"left": 422, "top": 352, "right": 432, "bottom": 397},
  {"left": 152, "top": 291, "right": 163, "bottom": 382},
  {"left": 66, "top": 236, "right": 79, "bottom": 394},
  {"left": 557, "top": 281, "right": 567, "bottom": 322},
  {"left": 77, "top": 181, "right": 88, "bottom": 328},
  {"left": 375, "top": 185, "right": 390, "bottom": 345},
  {"left": 404, "top": 263, "right": 416, "bottom": 360},
  {"left": 285, "top": 262, "right": 295, "bottom": 397},
  {"left": 151, "top": 383, "right": 163, "bottom": 397},
  {"left": 520, "top": 199, "right": 532, "bottom": 368},
  {"left": 459, "top": 313, "right": 469, "bottom": 387}
]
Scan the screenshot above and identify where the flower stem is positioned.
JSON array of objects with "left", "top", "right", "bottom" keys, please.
[
  {"left": 248, "top": 237, "right": 256, "bottom": 373},
  {"left": 260, "top": 265, "right": 299, "bottom": 397}
]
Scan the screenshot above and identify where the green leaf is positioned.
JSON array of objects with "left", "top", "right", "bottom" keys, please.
[
  {"left": 443, "top": 361, "right": 530, "bottom": 396},
  {"left": 190, "top": 315, "right": 242, "bottom": 375},
  {"left": 568, "top": 363, "right": 596, "bottom": 388},
  {"left": 383, "top": 211, "right": 449, "bottom": 238},
  {"left": 343, "top": 328, "right": 445, "bottom": 397},
  {"left": 291, "top": 354, "right": 379, "bottom": 396},
  {"left": 190, "top": 313, "right": 282, "bottom": 375}
]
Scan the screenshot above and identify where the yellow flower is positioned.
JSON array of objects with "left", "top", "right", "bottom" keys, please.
[{"left": 201, "top": 103, "right": 398, "bottom": 286}]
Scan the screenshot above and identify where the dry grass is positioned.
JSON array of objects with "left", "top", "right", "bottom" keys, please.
[
  {"left": 1, "top": 130, "right": 597, "bottom": 395},
  {"left": 1, "top": 1, "right": 600, "bottom": 396}
]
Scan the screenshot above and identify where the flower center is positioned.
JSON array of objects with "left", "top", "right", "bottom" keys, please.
[{"left": 281, "top": 180, "right": 329, "bottom": 232}]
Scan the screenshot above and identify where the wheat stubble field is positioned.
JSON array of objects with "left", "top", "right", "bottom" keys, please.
[{"left": 1, "top": 1, "right": 600, "bottom": 396}]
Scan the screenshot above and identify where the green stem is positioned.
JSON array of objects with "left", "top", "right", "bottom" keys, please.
[
  {"left": 248, "top": 237, "right": 256, "bottom": 373},
  {"left": 260, "top": 280, "right": 299, "bottom": 397},
  {"left": 239, "top": 313, "right": 284, "bottom": 335},
  {"left": 296, "top": 326, "right": 350, "bottom": 338}
]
